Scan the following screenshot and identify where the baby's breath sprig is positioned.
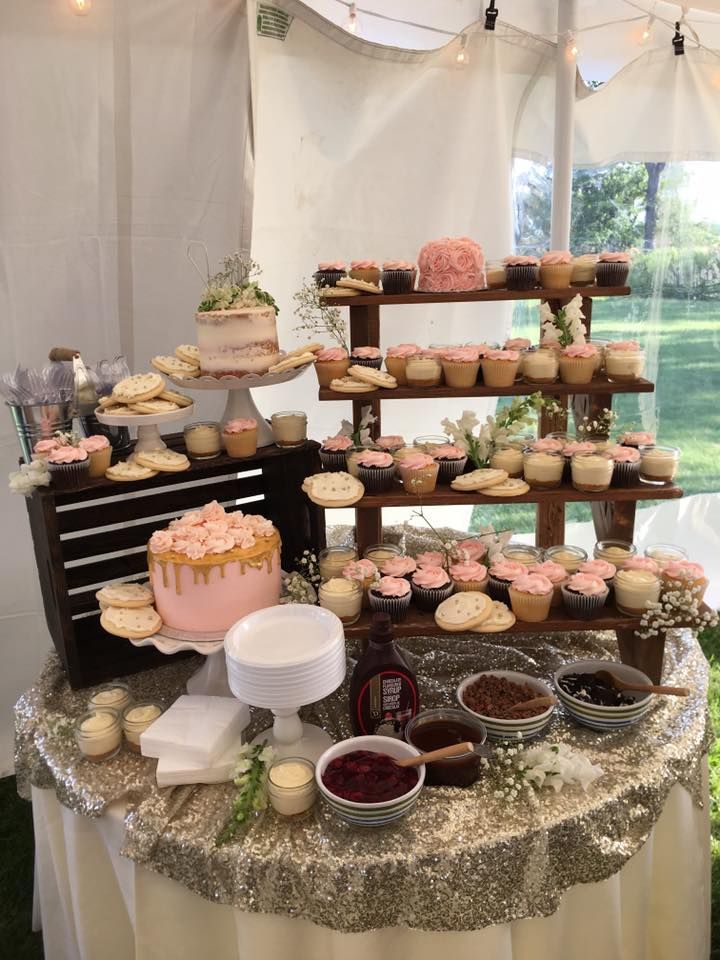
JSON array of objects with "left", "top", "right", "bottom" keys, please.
[
  {"left": 637, "top": 585, "right": 717, "bottom": 640},
  {"left": 485, "top": 741, "right": 603, "bottom": 804},
  {"left": 575, "top": 409, "right": 619, "bottom": 437},
  {"left": 293, "top": 281, "right": 349, "bottom": 351}
]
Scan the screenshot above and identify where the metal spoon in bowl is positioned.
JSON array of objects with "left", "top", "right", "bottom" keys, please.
[{"left": 594, "top": 669, "right": 690, "bottom": 697}]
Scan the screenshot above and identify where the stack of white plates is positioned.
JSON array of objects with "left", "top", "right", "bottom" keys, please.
[{"left": 225, "top": 605, "right": 346, "bottom": 709}]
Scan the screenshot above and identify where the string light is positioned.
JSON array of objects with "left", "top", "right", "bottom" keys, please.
[
  {"left": 69, "top": 0, "right": 91, "bottom": 13},
  {"left": 344, "top": 3, "right": 360, "bottom": 35},
  {"left": 567, "top": 32, "right": 578, "bottom": 60},
  {"left": 456, "top": 34, "right": 469, "bottom": 66}
]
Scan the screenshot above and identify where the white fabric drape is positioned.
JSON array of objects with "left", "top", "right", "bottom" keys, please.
[
  {"left": 0, "top": 0, "right": 252, "bottom": 772},
  {"left": 31, "top": 774, "right": 711, "bottom": 960},
  {"left": 249, "top": 8, "right": 555, "bottom": 444}
]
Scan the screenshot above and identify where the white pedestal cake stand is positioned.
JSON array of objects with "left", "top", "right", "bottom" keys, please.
[
  {"left": 225, "top": 605, "right": 346, "bottom": 762},
  {"left": 128, "top": 625, "right": 231, "bottom": 697},
  {"left": 169, "top": 364, "right": 312, "bottom": 448},
  {"left": 95, "top": 405, "right": 195, "bottom": 455}
]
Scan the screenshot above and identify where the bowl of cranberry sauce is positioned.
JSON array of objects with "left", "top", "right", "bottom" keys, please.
[{"left": 316, "top": 735, "right": 425, "bottom": 826}]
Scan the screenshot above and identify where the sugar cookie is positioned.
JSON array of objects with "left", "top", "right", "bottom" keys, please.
[
  {"left": 451, "top": 468, "right": 508, "bottom": 491},
  {"left": 434, "top": 592, "right": 493, "bottom": 632},
  {"left": 105, "top": 461, "right": 158, "bottom": 482},
  {"left": 96, "top": 582, "right": 154, "bottom": 609},
  {"left": 134, "top": 449, "right": 191, "bottom": 473},
  {"left": 101, "top": 605, "right": 162, "bottom": 640}
]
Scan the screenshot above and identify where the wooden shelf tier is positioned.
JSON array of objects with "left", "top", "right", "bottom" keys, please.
[
  {"left": 325, "top": 285, "right": 631, "bottom": 307},
  {"left": 342, "top": 603, "right": 711, "bottom": 641},
  {"left": 319, "top": 377, "right": 654, "bottom": 402},
  {"left": 336, "top": 482, "right": 683, "bottom": 510}
]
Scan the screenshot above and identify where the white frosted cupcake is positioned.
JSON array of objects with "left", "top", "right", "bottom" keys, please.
[{"left": 613, "top": 568, "right": 661, "bottom": 615}]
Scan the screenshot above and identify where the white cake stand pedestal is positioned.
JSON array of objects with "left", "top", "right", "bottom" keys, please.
[
  {"left": 169, "top": 365, "right": 312, "bottom": 448},
  {"left": 128, "top": 626, "right": 231, "bottom": 697},
  {"left": 95, "top": 405, "right": 195, "bottom": 454},
  {"left": 251, "top": 708, "right": 334, "bottom": 762}
]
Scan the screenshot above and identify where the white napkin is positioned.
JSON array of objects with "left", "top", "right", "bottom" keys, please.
[
  {"left": 155, "top": 736, "right": 245, "bottom": 787},
  {"left": 140, "top": 695, "right": 250, "bottom": 764}
]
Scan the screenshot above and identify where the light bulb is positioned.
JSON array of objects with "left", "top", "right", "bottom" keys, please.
[
  {"left": 565, "top": 33, "right": 578, "bottom": 60},
  {"left": 640, "top": 15, "right": 654, "bottom": 43},
  {"left": 69, "top": 0, "right": 91, "bottom": 13},
  {"left": 344, "top": 3, "right": 360, "bottom": 35},
  {"left": 456, "top": 34, "right": 469, "bottom": 66}
]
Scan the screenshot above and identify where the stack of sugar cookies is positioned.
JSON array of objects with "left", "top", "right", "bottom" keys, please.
[
  {"left": 97, "top": 371, "right": 193, "bottom": 418},
  {"left": 98, "top": 582, "right": 162, "bottom": 640},
  {"left": 152, "top": 345, "right": 201, "bottom": 378}
]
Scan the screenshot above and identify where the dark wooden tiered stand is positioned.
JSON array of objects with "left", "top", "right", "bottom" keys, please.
[
  {"left": 26, "top": 438, "right": 324, "bottom": 688},
  {"left": 319, "top": 284, "right": 682, "bottom": 683}
]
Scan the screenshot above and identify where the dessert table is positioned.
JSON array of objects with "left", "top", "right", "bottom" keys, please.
[{"left": 16, "top": 625, "right": 711, "bottom": 960}]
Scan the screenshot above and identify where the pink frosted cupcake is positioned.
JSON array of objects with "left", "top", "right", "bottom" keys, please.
[
  {"left": 314, "top": 261, "right": 347, "bottom": 287},
  {"left": 397, "top": 453, "right": 439, "bottom": 496},
  {"left": 411, "top": 566, "right": 454, "bottom": 611},
  {"left": 604, "top": 444, "right": 641, "bottom": 487},
  {"left": 222, "top": 418, "right": 258, "bottom": 458},
  {"left": 578, "top": 559, "right": 616, "bottom": 597},
  {"left": 561, "top": 573, "right": 609, "bottom": 619},
  {"left": 343, "top": 558, "right": 379, "bottom": 609},
  {"left": 661, "top": 560, "right": 708, "bottom": 601},
  {"left": 78, "top": 435, "right": 112, "bottom": 478},
  {"left": 481, "top": 349, "right": 520, "bottom": 388},
  {"left": 375, "top": 435, "right": 405, "bottom": 454},
  {"left": 487, "top": 558, "right": 527, "bottom": 603},
  {"left": 33, "top": 437, "right": 63, "bottom": 461},
  {"left": 385, "top": 345, "right": 421, "bottom": 385},
  {"left": 623, "top": 556, "right": 661, "bottom": 575},
  {"left": 319, "top": 434, "right": 353, "bottom": 471},
  {"left": 508, "top": 573, "right": 554, "bottom": 622},
  {"left": 349, "top": 259, "right": 380, "bottom": 285},
  {"left": 432, "top": 444, "right": 468, "bottom": 484},
  {"left": 381, "top": 261, "right": 417, "bottom": 295},
  {"left": 449, "top": 560, "right": 488, "bottom": 593},
  {"left": 355, "top": 450, "right": 396, "bottom": 493},
  {"left": 539, "top": 251, "right": 573, "bottom": 288},
  {"left": 454, "top": 539, "right": 488, "bottom": 563},
  {"left": 415, "top": 550, "right": 446, "bottom": 569},
  {"left": 558, "top": 343, "right": 598, "bottom": 385},
  {"left": 380, "top": 555, "right": 417, "bottom": 580},
  {"left": 441, "top": 347, "right": 481, "bottom": 388},
  {"left": 47, "top": 446, "right": 90, "bottom": 489},
  {"left": 528, "top": 560, "right": 569, "bottom": 607},
  {"left": 350, "top": 345, "right": 383, "bottom": 370},
  {"left": 503, "top": 255, "right": 539, "bottom": 290},
  {"left": 619, "top": 431, "right": 655, "bottom": 450},
  {"left": 596, "top": 251, "right": 630, "bottom": 287},
  {"left": 315, "top": 348, "right": 349, "bottom": 387},
  {"left": 369, "top": 575, "right": 412, "bottom": 622}
]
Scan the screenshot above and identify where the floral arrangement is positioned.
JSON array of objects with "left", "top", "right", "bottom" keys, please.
[
  {"left": 216, "top": 742, "right": 276, "bottom": 846},
  {"left": 637, "top": 584, "right": 717, "bottom": 640},
  {"left": 293, "top": 281, "right": 349, "bottom": 350},
  {"left": 484, "top": 741, "right": 603, "bottom": 804},
  {"left": 441, "top": 394, "right": 561, "bottom": 469},
  {"left": 539, "top": 294, "right": 587, "bottom": 347},
  {"left": 8, "top": 460, "right": 52, "bottom": 497},
  {"left": 575, "top": 408, "right": 619, "bottom": 438},
  {"left": 407, "top": 507, "right": 511, "bottom": 569},
  {"left": 280, "top": 549, "right": 321, "bottom": 605},
  {"left": 339, "top": 405, "right": 377, "bottom": 448},
  {"left": 196, "top": 252, "right": 278, "bottom": 315}
]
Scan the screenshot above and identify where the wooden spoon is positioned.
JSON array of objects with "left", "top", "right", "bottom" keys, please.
[
  {"left": 594, "top": 669, "right": 690, "bottom": 697},
  {"left": 508, "top": 695, "right": 558, "bottom": 714},
  {"left": 394, "top": 742, "right": 476, "bottom": 768}
]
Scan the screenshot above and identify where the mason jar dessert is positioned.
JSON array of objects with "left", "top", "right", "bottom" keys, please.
[
  {"left": 405, "top": 354, "right": 442, "bottom": 388},
  {"left": 644, "top": 543, "right": 688, "bottom": 566},
  {"left": 318, "top": 578, "right": 362, "bottom": 624},
  {"left": 502, "top": 544, "right": 543, "bottom": 566},
  {"left": 521, "top": 347, "right": 559, "bottom": 384},
  {"left": 544, "top": 544, "right": 588, "bottom": 574},
  {"left": 88, "top": 682, "right": 132, "bottom": 715},
  {"left": 271, "top": 411, "right": 307, "bottom": 448},
  {"left": 613, "top": 568, "right": 661, "bottom": 615},
  {"left": 523, "top": 451, "right": 564, "bottom": 489},
  {"left": 490, "top": 442, "right": 524, "bottom": 479},
  {"left": 122, "top": 701, "right": 164, "bottom": 753},
  {"left": 75, "top": 708, "right": 122, "bottom": 763},
  {"left": 184, "top": 421, "right": 222, "bottom": 459},
  {"left": 605, "top": 341, "right": 645, "bottom": 382},
  {"left": 570, "top": 452, "right": 613, "bottom": 492},
  {"left": 268, "top": 757, "right": 317, "bottom": 818},
  {"left": 593, "top": 539, "right": 637, "bottom": 569},
  {"left": 363, "top": 543, "right": 403, "bottom": 566},
  {"left": 639, "top": 445, "right": 680, "bottom": 484},
  {"left": 318, "top": 546, "right": 358, "bottom": 581}
]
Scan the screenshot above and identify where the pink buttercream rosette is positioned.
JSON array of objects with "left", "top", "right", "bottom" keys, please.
[
  {"left": 148, "top": 501, "right": 275, "bottom": 561},
  {"left": 368, "top": 575, "right": 412, "bottom": 622},
  {"left": 417, "top": 237, "right": 486, "bottom": 292}
]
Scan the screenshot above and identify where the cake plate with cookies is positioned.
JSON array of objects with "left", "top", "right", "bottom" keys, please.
[
  {"left": 95, "top": 404, "right": 196, "bottom": 455},
  {"left": 169, "top": 363, "right": 313, "bottom": 447}
]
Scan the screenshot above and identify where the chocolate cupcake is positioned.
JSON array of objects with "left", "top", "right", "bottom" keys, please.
[
  {"left": 349, "top": 346, "right": 383, "bottom": 369},
  {"left": 503, "top": 255, "right": 539, "bottom": 290},
  {"left": 432, "top": 444, "right": 468, "bottom": 483},
  {"left": 487, "top": 558, "right": 527, "bottom": 603},
  {"left": 381, "top": 260, "right": 416, "bottom": 295},
  {"left": 561, "top": 573, "right": 609, "bottom": 619},
  {"left": 596, "top": 251, "right": 630, "bottom": 287},
  {"left": 604, "top": 444, "right": 641, "bottom": 487},
  {"left": 410, "top": 567, "right": 453, "bottom": 612},
  {"left": 319, "top": 434, "right": 353, "bottom": 472},
  {"left": 369, "top": 576, "right": 412, "bottom": 622},
  {"left": 314, "top": 260, "right": 347, "bottom": 287},
  {"left": 355, "top": 450, "right": 396, "bottom": 493}
]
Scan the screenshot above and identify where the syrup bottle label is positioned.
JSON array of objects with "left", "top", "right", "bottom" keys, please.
[{"left": 355, "top": 670, "right": 418, "bottom": 738}]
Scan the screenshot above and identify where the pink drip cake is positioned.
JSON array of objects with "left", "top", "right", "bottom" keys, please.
[
  {"left": 147, "top": 501, "right": 281, "bottom": 633},
  {"left": 417, "top": 236, "right": 486, "bottom": 292},
  {"left": 195, "top": 306, "right": 280, "bottom": 377}
]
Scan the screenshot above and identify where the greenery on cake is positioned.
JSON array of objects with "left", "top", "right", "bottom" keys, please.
[{"left": 197, "top": 252, "right": 279, "bottom": 315}]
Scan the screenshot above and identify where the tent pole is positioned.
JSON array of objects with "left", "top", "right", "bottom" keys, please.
[{"left": 550, "top": 0, "right": 577, "bottom": 249}]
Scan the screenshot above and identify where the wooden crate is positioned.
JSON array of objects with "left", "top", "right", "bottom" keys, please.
[{"left": 26, "top": 438, "right": 325, "bottom": 688}]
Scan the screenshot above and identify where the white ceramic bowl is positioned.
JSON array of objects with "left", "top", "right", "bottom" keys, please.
[
  {"left": 457, "top": 670, "right": 555, "bottom": 741},
  {"left": 316, "top": 735, "right": 425, "bottom": 827},
  {"left": 554, "top": 659, "right": 653, "bottom": 731}
]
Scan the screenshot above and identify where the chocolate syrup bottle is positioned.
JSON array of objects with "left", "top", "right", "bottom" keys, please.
[{"left": 349, "top": 613, "right": 419, "bottom": 738}]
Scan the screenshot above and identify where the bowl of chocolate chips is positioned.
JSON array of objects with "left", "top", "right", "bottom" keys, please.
[
  {"left": 456, "top": 670, "right": 555, "bottom": 741},
  {"left": 554, "top": 659, "right": 653, "bottom": 731}
]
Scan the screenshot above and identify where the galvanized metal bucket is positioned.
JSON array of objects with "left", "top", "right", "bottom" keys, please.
[{"left": 7, "top": 401, "right": 74, "bottom": 463}]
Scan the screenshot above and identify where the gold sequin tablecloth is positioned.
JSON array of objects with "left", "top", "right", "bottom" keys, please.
[{"left": 15, "top": 627, "right": 711, "bottom": 934}]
